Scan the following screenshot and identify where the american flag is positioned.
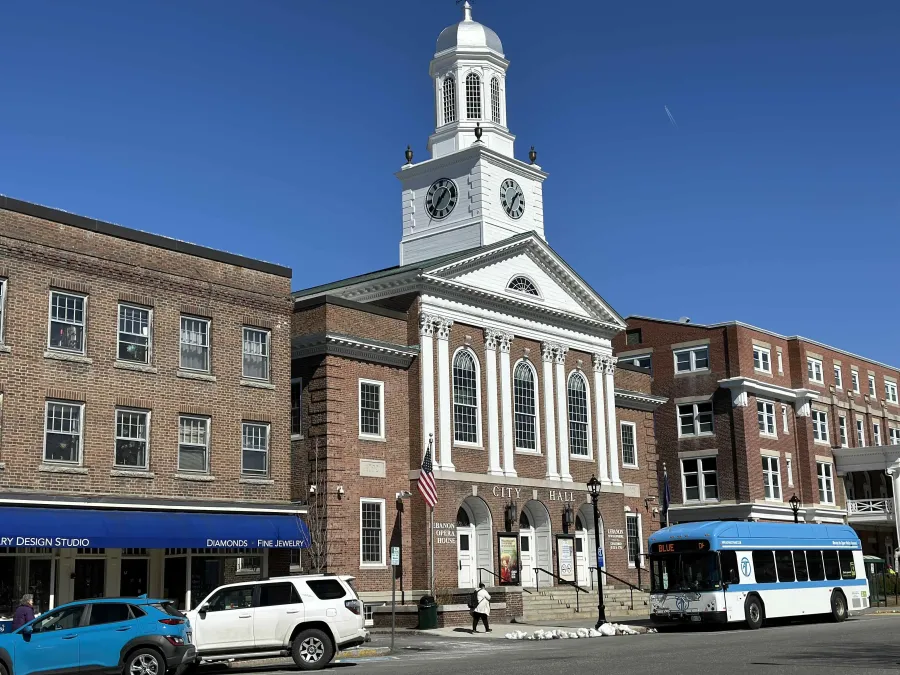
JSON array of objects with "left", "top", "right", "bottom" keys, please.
[{"left": 417, "top": 443, "right": 437, "bottom": 508}]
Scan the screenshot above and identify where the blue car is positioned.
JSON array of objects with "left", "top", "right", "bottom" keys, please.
[{"left": 0, "top": 597, "right": 196, "bottom": 675}]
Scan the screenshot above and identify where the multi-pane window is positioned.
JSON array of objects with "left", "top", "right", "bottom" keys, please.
[
  {"left": 625, "top": 329, "right": 642, "bottom": 346},
  {"left": 682, "top": 457, "right": 718, "bottom": 502},
  {"left": 753, "top": 346, "right": 771, "bottom": 373},
  {"left": 762, "top": 456, "right": 782, "bottom": 500},
  {"left": 442, "top": 76, "right": 457, "bottom": 125},
  {"left": 812, "top": 410, "right": 829, "bottom": 443},
  {"left": 359, "top": 380, "right": 384, "bottom": 439},
  {"left": 0, "top": 278, "right": 6, "bottom": 343},
  {"left": 360, "top": 499, "right": 384, "bottom": 565},
  {"left": 781, "top": 404, "right": 789, "bottom": 434},
  {"left": 513, "top": 362, "right": 537, "bottom": 451},
  {"left": 851, "top": 370, "right": 860, "bottom": 393},
  {"left": 674, "top": 346, "right": 709, "bottom": 373},
  {"left": 567, "top": 373, "right": 589, "bottom": 457},
  {"left": 817, "top": 462, "right": 835, "bottom": 504},
  {"left": 677, "top": 402, "right": 714, "bottom": 437},
  {"left": 807, "top": 358, "right": 823, "bottom": 383},
  {"left": 44, "top": 402, "right": 83, "bottom": 464},
  {"left": 117, "top": 304, "right": 151, "bottom": 364},
  {"left": 465, "top": 72, "right": 481, "bottom": 119},
  {"left": 621, "top": 422, "right": 637, "bottom": 467},
  {"left": 856, "top": 419, "right": 865, "bottom": 447},
  {"left": 180, "top": 316, "right": 210, "bottom": 372},
  {"left": 873, "top": 422, "right": 882, "bottom": 447},
  {"left": 452, "top": 350, "right": 479, "bottom": 444},
  {"left": 490, "top": 77, "right": 501, "bottom": 123},
  {"left": 625, "top": 354, "right": 652, "bottom": 371},
  {"left": 839, "top": 416, "right": 847, "bottom": 447},
  {"left": 178, "top": 416, "right": 210, "bottom": 473},
  {"left": 242, "top": 328, "right": 270, "bottom": 381},
  {"left": 507, "top": 276, "right": 539, "bottom": 296},
  {"left": 242, "top": 422, "right": 269, "bottom": 476},
  {"left": 868, "top": 375, "right": 876, "bottom": 397},
  {"left": 290, "top": 378, "right": 303, "bottom": 436},
  {"left": 889, "top": 427, "right": 900, "bottom": 445},
  {"left": 886, "top": 382, "right": 899, "bottom": 404},
  {"left": 757, "top": 400, "right": 776, "bottom": 436},
  {"left": 834, "top": 365, "right": 843, "bottom": 389},
  {"left": 48, "top": 291, "right": 86, "bottom": 353},
  {"left": 115, "top": 410, "right": 149, "bottom": 469},
  {"left": 625, "top": 513, "right": 641, "bottom": 567}
]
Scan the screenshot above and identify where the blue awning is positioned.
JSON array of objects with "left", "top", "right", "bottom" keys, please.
[{"left": 0, "top": 507, "right": 309, "bottom": 549}]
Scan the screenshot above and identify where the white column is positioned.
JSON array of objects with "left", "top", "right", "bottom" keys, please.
[
  {"left": 435, "top": 317, "right": 455, "bottom": 471},
  {"left": 887, "top": 460, "right": 900, "bottom": 568},
  {"left": 499, "top": 332, "right": 516, "bottom": 477},
  {"left": 485, "top": 329, "right": 503, "bottom": 476},
  {"left": 604, "top": 356, "right": 621, "bottom": 486},
  {"left": 542, "top": 343, "right": 559, "bottom": 481},
  {"left": 592, "top": 354, "right": 610, "bottom": 484},
  {"left": 419, "top": 315, "right": 436, "bottom": 462},
  {"left": 555, "top": 346, "right": 572, "bottom": 482}
]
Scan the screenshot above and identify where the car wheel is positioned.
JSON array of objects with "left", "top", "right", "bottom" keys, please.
[
  {"left": 831, "top": 590, "right": 848, "bottom": 623},
  {"left": 0, "top": 659, "right": 9, "bottom": 675},
  {"left": 124, "top": 648, "right": 164, "bottom": 675},
  {"left": 291, "top": 629, "right": 335, "bottom": 671},
  {"left": 745, "top": 595, "right": 764, "bottom": 630}
]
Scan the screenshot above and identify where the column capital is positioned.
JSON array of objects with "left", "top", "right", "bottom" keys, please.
[
  {"left": 541, "top": 342, "right": 557, "bottom": 362},
  {"left": 497, "top": 331, "right": 514, "bottom": 354},
  {"left": 485, "top": 327, "right": 503, "bottom": 351},
  {"left": 554, "top": 345, "right": 569, "bottom": 365},
  {"left": 434, "top": 317, "right": 454, "bottom": 341},
  {"left": 887, "top": 459, "right": 900, "bottom": 477},
  {"left": 592, "top": 353, "right": 605, "bottom": 372},
  {"left": 419, "top": 313, "right": 435, "bottom": 337},
  {"left": 603, "top": 355, "right": 618, "bottom": 375}
]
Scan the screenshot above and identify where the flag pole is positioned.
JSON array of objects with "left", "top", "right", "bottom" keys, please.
[{"left": 430, "top": 506, "right": 435, "bottom": 598}]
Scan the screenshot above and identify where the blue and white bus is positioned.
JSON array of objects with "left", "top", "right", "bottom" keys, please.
[{"left": 648, "top": 521, "right": 869, "bottom": 628}]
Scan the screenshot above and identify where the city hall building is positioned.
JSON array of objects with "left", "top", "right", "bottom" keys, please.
[{"left": 290, "top": 3, "right": 666, "bottom": 616}]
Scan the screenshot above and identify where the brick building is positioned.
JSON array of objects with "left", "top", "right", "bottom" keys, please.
[
  {"left": 0, "top": 195, "right": 305, "bottom": 618},
  {"left": 614, "top": 316, "right": 900, "bottom": 567},
  {"left": 288, "top": 4, "right": 667, "bottom": 622}
]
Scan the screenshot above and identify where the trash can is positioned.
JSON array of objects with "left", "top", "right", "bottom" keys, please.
[{"left": 417, "top": 595, "right": 438, "bottom": 629}]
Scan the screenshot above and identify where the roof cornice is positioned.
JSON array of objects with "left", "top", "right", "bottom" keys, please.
[
  {"left": 395, "top": 143, "right": 547, "bottom": 182},
  {"left": 718, "top": 376, "right": 820, "bottom": 406},
  {"left": 614, "top": 388, "right": 668, "bottom": 412},
  {"left": 292, "top": 332, "right": 418, "bottom": 369}
]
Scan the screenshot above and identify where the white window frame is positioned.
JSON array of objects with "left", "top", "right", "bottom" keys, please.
[
  {"left": 889, "top": 427, "right": 900, "bottom": 446},
  {"left": 851, "top": 370, "right": 860, "bottom": 393},
  {"left": 839, "top": 416, "right": 848, "bottom": 447},
  {"left": 762, "top": 455, "right": 782, "bottom": 501},
  {"left": 358, "top": 379, "right": 386, "bottom": 441},
  {"left": 116, "top": 303, "right": 152, "bottom": 365},
  {"left": 0, "top": 278, "right": 6, "bottom": 344},
  {"left": 241, "top": 327, "right": 271, "bottom": 382},
  {"left": 781, "top": 404, "right": 789, "bottom": 434},
  {"left": 812, "top": 410, "right": 829, "bottom": 444},
  {"left": 753, "top": 346, "right": 771, "bottom": 374},
  {"left": 856, "top": 419, "right": 866, "bottom": 447},
  {"left": 513, "top": 359, "right": 541, "bottom": 454},
  {"left": 620, "top": 421, "right": 638, "bottom": 468},
  {"left": 807, "top": 358, "right": 824, "bottom": 384},
  {"left": 673, "top": 346, "right": 710, "bottom": 374},
  {"left": 241, "top": 421, "right": 270, "bottom": 477},
  {"left": 834, "top": 365, "right": 843, "bottom": 389},
  {"left": 868, "top": 374, "right": 877, "bottom": 398},
  {"left": 680, "top": 456, "right": 718, "bottom": 503},
  {"left": 452, "top": 347, "right": 482, "bottom": 447},
  {"left": 360, "top": 498, "right": 386, "bottom": 567},
  {"left": 114, "top": 408, "right": 150, "bottom": 471},
  {"left": 625, "top": 512, "right": 643, "bottom": 569},
  {"left": 677, "top": 401, "right": 715, "bottom": 438},
  {"left": 873, "top": 422, "right": 882, "bottom": 447},
  {"left": 179, "top": 315, "right": 211, "bottom": 373},
  {"left": 776, "top": 350, "right": 784, "bottom": 375},
  {"left": 757, "top": 399, "right": 777, "bottom": 437},
  {"left": 47, "top": 290, "right": 87, "bottom": 355},
  {"left": 567, "top": 371, "right": 593, "bottom": 460},
  {"left": 786, "top": 455, "right": 794, "bottom": 488},
  {"left": 817, "top": 462, "right": 835, "bottom": 505},
  {"left": 43, "top": 400, "right": 85, "bottom": 465},
  {"left": 177, "top": 415, "right": 211, "bottom": 474},
  {"left": 886, "top": 381, "right": 899, "bottom": 405}
]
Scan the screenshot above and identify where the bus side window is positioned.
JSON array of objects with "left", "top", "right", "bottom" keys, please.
[
  {"left": 720, "top": 550, "right": 739, "bottom": 584},
  {"left": 823, "top": 550, "right": 841, "bottom": 581},
  {"left": 752, "top": 551, "right": 777, "bottom": 583},
  {"left": 807, "top": 551, "right": 825, "bottom": 581},
  {"left": 774, "top": 551, "right": 795, "bottom": 582},
  {"left": 793, "top": 551, "right": 809, "bottom": 581},
  {"left": 838, "top": 550, "right": 856, "bottom": 579}
]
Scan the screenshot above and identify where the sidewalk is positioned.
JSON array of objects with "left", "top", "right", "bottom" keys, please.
[{"left": 376, "top": 615, "right": 654, "bottom": 640}]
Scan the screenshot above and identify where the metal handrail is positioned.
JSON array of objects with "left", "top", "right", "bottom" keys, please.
[
  {"left": 477, "top": 567, "right": 532, "bottom": 594},
  {"left": 589, "top": 566, "right": 648, "bottom": 610},
  {"left": 534, "top": 567, "right": 589, "bottom": 613}
]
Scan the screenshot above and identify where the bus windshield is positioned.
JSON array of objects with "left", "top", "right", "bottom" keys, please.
[{"left": 651, "top": 552, "right": 722, "bottom": 592}]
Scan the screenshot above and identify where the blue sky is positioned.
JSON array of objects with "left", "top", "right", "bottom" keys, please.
[{"left": 1, "top": 1, "right": 897, "bottom": 362}]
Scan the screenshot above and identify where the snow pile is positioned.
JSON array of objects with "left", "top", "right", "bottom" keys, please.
[{"left": 504, "top": 623, "right": 655, "bottom": 640}]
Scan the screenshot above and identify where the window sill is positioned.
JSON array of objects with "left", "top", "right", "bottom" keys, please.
[
  {"left": 683, "top": 499, "right": 719, "bottom": 505},
  {"left": 175, "top": 473, "right": 216, "bottom": 482},
  {"left": 886, "top": 401, "right": 899, "bottom": 407},
  {"left": 754, "top": 369, "right": 773, "bottom": 377},
  {"left": 0, "top": 344, "right": 10, "bottom": 354},
  {"left": 39, "top": 463, "right": 88, "bottom": 475},
  {"left": 515, "top": 449, "right": 541, "bottom": 456},
  {"left": 454, "top": 443, "right": 483, "bottom": 450},
  {"left": 290, "top": 433, "right": 304, "bottom": 441},
  {"left": 678, "top": 433, "right": 716, "bottom": 440},
  {"left": 571, "top": 455, "right": 594, "bottom": 462},
  {"left": 114, "top": 361, "right": 157, "bottom": 374},
  {"left": 177, "top": 370, "right": 216, "bottom": 382},
  {"left": 360, "top": 563, "right": 388, "bottom": 569},
  {"left": 674, "top": 370, "right": 711, "bottom": 378},
  {"left": 240, "top": 477, "right": 275, "bottom": 485},
  {"left": 808, "top": 380, "right": 825, "bottom": 387},
  {"left": 760, "top": 433, "right": 778, "bottom": 440},
  {"left": 240, "top": 379, "right": 275, "bottom": 390},
  {"left": 813, "top": 440, "right": 832, "bottom": 447},
  {"left": 44, "top": 350, "right": 92, "bottom": 365},
  {"left": 764, "top": 498, "right": 783, "bottom": 503},
  {"left": 622, "top": 463, "right": 640, "bottom": 470},
  {"left": 110, "top": 469, "right": 155, "bottom": 479},
  {"left": 359, "top": 435, "right": 386, "bottom": 443}
]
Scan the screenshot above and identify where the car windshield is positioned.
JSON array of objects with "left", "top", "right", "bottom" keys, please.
[{"left": 651, "top": 552, "right": 722, "bottom": 592}]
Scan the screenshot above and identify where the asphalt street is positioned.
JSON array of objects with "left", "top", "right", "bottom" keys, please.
[{"left": 222, "top": 613, "right": 900, "bottom": 675}]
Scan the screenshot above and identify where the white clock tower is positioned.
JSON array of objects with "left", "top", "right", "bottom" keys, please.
[{"left": 397, "top": 2, "right": 548, "bottom": 266}]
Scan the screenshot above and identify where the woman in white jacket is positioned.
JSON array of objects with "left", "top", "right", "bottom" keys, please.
[{"left": 471, "top": 583, "right": 492, "bottom": 633}]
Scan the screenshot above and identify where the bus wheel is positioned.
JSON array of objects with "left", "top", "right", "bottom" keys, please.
[
  {"left": 830, "top": 591, "right": 848, "bottom": 623},
  {"left": 745, "top": 595, "right": 764, "bottom": 629}
]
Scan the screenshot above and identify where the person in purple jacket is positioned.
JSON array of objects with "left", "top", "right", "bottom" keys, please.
[{"left": 11, "top": 594, "right": 35, "bottom": 630}]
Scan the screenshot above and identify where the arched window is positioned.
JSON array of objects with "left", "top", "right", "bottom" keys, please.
[
  {"left": 490, "top": 77, "right": 501, "bottom": 123},
  {"left": 519, "top": 510, "right": 531, "bottom": 529},
  {"left": 567, "top": 373, "right": 590, "bottom": 457},
  {"left": 442, "top": 76, "right": 457, "bottom": 125},
  {"left": 514, "top": 362, "right": 537, "bottom": 451},
  {"left": 466, "top": 72, "right": 481, "bottom": 120},
  {"left": 575, "top": 515, "right": 585, "bottom": 531},
  {"left": 453, "top": 350, "right": 479, "bottom": 444},
  {"left": 507, "top": 276, "right": 540, "bottom": 296},
  {"left": 456, "top": 507, "right": 471, "bottom": 528}
]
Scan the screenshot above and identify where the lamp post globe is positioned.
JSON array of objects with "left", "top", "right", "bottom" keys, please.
[
  {"left": 587, "top": 474, "right": 607, "bottom": 627},
  {"left": 789, "top": 494, "right": 801, "bottom": 524}
]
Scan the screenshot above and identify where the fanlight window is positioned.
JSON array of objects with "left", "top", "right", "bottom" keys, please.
[{"left": 507, "top": 276, "right": 539, "bottom": 296}]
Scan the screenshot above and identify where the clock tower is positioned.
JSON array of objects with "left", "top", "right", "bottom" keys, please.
[{"left": 397, "top": 1, "right": 547, "bottom": 266}]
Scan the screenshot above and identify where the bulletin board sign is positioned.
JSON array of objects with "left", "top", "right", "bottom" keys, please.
[
  {"left": 497, "top": 533, "right": 520, "bottom": 586},
  {"left": 556, "top": 534, "right": 576, "bottom": 584}
]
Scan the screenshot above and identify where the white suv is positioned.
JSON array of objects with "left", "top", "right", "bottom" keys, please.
[{"left": 185, "top": 574, "right": 369, "bottom": 671}]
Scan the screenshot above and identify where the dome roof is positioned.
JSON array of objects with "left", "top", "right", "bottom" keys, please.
[{"left": 435, "top": 2, "right": 503, "bottom": 56}]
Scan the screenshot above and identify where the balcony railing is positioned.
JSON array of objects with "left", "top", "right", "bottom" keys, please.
[{"left": 848, "top": 499, "right": 894, "bottom": 516}]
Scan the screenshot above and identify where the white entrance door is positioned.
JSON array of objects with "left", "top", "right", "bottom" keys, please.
[
  {"left": 521, "top": 530, "right": 535, "bottom": 587},
  {"left": 575, "top": 531, "right": 589, "bottom": 586},
  {"left": 458, "top": 527, "right": 477, "bottom": 588}
]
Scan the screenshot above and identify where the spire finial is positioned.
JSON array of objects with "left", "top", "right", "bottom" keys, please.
[{"left": 462, "top": 0, "right": 473, "bottom": 21}]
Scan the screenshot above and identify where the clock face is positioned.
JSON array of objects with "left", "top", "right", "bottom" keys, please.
[
  {"left": 500, "top": 178, "right": 525, "bottom": 220},
  {"left": 425, "top": 178, "right": 458, "bottom": 220}
]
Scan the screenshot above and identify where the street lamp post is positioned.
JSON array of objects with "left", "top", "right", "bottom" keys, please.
[
  {"left": 587, "top": 474, "right": 607, "bottom": 627},
  {"left": 789, "top": 493, "right": 800, "bottom": 524}
]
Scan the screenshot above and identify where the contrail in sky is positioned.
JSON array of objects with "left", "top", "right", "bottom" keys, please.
[{"left": 665, "top": 105, "right": 678, "bottom": 128}]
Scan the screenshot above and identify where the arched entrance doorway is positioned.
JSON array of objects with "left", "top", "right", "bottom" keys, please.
[
  {"left": 520, "top": 501, "right": 552, "bottom": 588},
  {"left": 457, "top": 497, "right": 493, "bottom": 588},
  {"left": 577, "top": 504, "right": 604, "bottom": 587}
]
